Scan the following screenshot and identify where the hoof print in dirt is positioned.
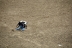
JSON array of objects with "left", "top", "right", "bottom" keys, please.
[{"left": 12, "top": 29, "right": 14, "bottom": 32}]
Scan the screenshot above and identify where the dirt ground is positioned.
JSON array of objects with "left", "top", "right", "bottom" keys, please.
[{"left": 0, "top": 0, "right": 72, "bottom": 48}]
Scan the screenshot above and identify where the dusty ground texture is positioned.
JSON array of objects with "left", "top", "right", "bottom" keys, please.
[{"left": 0, "top": 0, "right": 72, "bottom": 48}]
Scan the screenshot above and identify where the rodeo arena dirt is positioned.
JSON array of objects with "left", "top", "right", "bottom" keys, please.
[{"left": 0, "top": 0, "right": 72, "bottom": 48}]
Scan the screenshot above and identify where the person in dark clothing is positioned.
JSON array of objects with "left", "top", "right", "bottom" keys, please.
[{"left": 16, "top": 21, "right": 27, "bottom": 31}]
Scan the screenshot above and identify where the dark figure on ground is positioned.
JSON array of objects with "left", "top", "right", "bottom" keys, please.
[{"left": 16, "top": 20, "right": 27, "bottom": 31}]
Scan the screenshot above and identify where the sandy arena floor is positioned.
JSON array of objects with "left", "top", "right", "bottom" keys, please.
[{"left": 0, "top": 0, "right": 72, "bottom": 48}]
